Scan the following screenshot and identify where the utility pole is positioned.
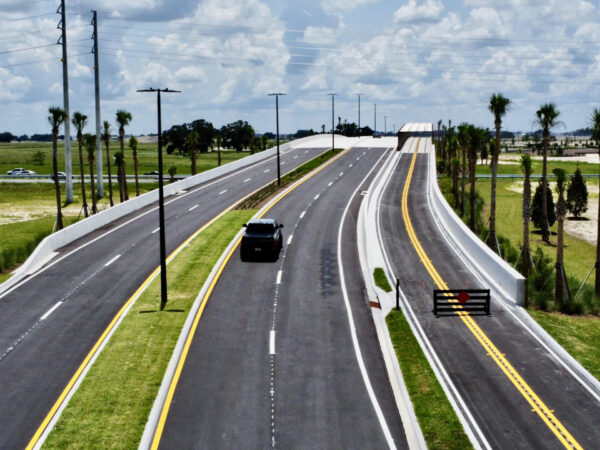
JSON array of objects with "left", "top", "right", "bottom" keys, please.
[
  {"left": 268, "top": 93, "right": 285, "bottom": 186},
  {"left": 328, "top": 93, "right": 337, "bottom": 151},
  {"left": 137, "top": 87, "right": 181, "bottom": 311},
  {"left": 91, "top": 10, "right": 103, "bottom": 198},
  {"left": 384, "top": 115, "right": 387, "bottom": 135},
  {"left": 357, "top": 93, "right": 363, "bottom": 137},
  {"left": 373, "top": 103, "right": 377, "bottom": 135},
  {"left": 58, "top": 0, "right": 73, "bottom": 203}
]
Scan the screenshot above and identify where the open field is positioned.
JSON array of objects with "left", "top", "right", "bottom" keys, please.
[{"left": 0, "top": 141, "right": 251, "bottom": 177}]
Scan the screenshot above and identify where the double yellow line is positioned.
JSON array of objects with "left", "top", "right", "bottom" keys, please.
[
  {"left": 149, "top": 148, "right": 352, "bottom": 449},
  {"left": 401, "top": 140, "right": 582, "bottom": 450}
]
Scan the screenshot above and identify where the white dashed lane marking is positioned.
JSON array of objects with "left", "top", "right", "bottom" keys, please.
[
  {"left": 152, "top": 227, "right": 160, "bottom": 234},
  {"left": 243, "top": 178, "right": 251, "bottom": 183},
  {"left": 264, "top": 169, "right": 270, "bottom": 173},
  {"left": 299, "top": 211, "right": 306, "bottom": 219},
  {"left": 188, "top": 204, "right": 198, "bottom": 211},
  {"left": 218, "top": 189, "right": 228, "bottom": 195},
  {"left": 104, "top": 254, "right": 121, "bottom": 267},
  {"left": 314, "top": 194, "right": 320, "bottom": 200},
  {"left": 287, "top": 234, "right": 293, "bottom": 245},
  {"left": 269, "top": 331, "right": 276, "bottom": 355},
  {"left": 40, "top": 301, "right": 62, "bottom": 321},
  {"left": 328, "top": 181, "right": 333, "bottom": 187},
  {"left": 276, "top": 270, "right": 283, "bottom": 285}
]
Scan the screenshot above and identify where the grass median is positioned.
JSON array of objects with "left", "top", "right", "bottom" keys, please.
[
  {"left": 386, "top": 309, "right": 472, "bottom": 449},
  {"left": 44, "top": 209, "right": 256, "bottom": 449}
]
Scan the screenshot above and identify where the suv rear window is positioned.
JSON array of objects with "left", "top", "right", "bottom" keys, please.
[{"left": 246, "top": 223, "right": 275, "bottom": 233}]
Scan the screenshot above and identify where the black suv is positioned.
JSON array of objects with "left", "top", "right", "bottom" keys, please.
[{"left": 241, "top": 219, "right": 283, "bottom": 261}]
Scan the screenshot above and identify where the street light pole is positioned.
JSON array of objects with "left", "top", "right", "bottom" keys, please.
[
  {"left": 137, "top": 87, "right": 180, "bottom": 310},
  {"left": 328, "top": 93, "right": 337, "bottom": 151},
  {"left": 268, "top": 93, "right": 285, "bottom": 186},
  {"left": 357, "top": 93, "right": 363, "bottom": 137},
  {"left": 373, "top": 103, "right": 377, "bottom": 135}
]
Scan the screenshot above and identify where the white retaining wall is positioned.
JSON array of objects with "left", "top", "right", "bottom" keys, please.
[{"left": 428, "top": 148, "right": 525, "bottom": 304}]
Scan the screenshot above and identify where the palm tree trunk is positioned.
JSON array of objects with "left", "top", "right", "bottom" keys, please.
[
  {"left": 77, "top": 136, "right": 88, "bottom": 218},
  {"left": 469, "top": 153, "right": 477, "bottom": 232},
  {"left": 522, "top": 174, "right": 531, "bottom": 308},
  {"left": 52, "top": 131, "right": 63, "bottom": 230},
  {"left": 461, "top": 147, "right": 466, "bottom": 217},
  {"left": 89, "top": 159, "right": 97, "bottom": 214},
  {"left": 105, "top": 138, "right": 114, "bottom": 207},
  {"left": 489, "top": 123, "right": 500, "bottom": 252},
  {"left": 541, "top": 131, "right": 550, "bottom": 242},
  {"left": 119, "top": 129, "right": 129, "bottom": 201},
  {"left": 596, "top": 146, "right": 600, "bottom": 297},
  {"left": 133, "top": 148, "right": 140, "bottom": 196},
  {"left": 555, "top": 215, "right": 564, "bottom": 307}
]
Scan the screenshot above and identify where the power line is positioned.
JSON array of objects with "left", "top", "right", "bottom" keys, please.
[
  {"left": 0, "top": 51, "right": 89, "bottom": 68},
  {"left": 0, "top": 12, "right": 56, "bottom": 23},
  {"left": 0, "top": 42, "right": 57, "bottom": 55}
]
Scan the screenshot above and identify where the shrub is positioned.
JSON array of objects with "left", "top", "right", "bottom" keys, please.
[
  {"left": 566, "top": 167, "right": 588, "bottom": 218},
  {"left": 531, "top": 180, "right": 556, "bottom": 230}
]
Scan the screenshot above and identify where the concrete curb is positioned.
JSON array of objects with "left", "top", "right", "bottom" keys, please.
[
  {"left": 356, "top": 148, "right": 427, "bottom": 450},
  {"left": 0, "top": 135, "right": 337, "bottom": 297}
]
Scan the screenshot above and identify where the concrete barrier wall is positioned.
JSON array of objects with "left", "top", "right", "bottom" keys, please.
[
  {"left": 428, "top": 149, "right": 525, "bottom": 304},
  {"left": 1, "top": 134, "right": 340, "bottom": 294}
]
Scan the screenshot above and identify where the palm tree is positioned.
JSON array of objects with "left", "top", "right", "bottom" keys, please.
[
  {"left": 113, "top": 151, "right": 125, "bottom": 202},
  {"left": 84, "top": 133, "right": 98, "bottom": 214},
  {"left": 115, "top": 110, "right": 132, "bottom": 200},
  {"left": 590, "top": 108, "right": 600, "bottom": 297},
  {"left": 553, "top": 168, "right": 569, "bottom": 307},
  {"left": 520, "top": 154, "right": 533, "bottom": 307},
  {"left": 437, "top": 119, "right": 442, "bottom": 149},
  {"left": 48, "top": 107, "right": 68, "bottom": 230},
  {"left": 535, "top": 103, "right": 562, "bottom": 243},
  {"left": 72, "top": 111, "right": 89, "bottom": 218},
  {"left": 467, "top": 125, "right": 484, "bottom": 232},
  {"left": 188, "top": 130, "right": 199, "bottom": 175},
  {"left": 488, "top": 93, "right": 511, "bottom": 254},
  {"left": 128, "top": 136, "right": 140, "bottom": 196},
  {"left": 103, "top": 121, "right": 114, "bottom": 207},
  {"left": 451, "top": 157, "right": 460, "bottom": 209},
  {"left": 215, "top": 133, "right": 223, "bottom": 166},
  {"left": 457, "top": 123, "right": 470, "bottom": 218}
]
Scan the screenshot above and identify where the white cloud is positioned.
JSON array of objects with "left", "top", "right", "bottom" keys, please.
[
  {"left": 394, "top": 0, "right": 444, "bottom": 23},
  {"left": 321, "top": 0, "right": 378, "bottom": 19}
]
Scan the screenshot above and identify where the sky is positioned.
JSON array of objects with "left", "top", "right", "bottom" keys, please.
[{"left": 2, "top": 0, "right": 600, "bottom": 136}]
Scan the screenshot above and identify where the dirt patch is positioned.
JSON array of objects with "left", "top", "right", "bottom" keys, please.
[{"left": 565, "top": 202, "right": 598, "bottom": 245}]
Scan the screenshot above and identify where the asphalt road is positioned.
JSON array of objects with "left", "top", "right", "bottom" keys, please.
[
  {"left": 155, "top": 146, "right": 408, "bottom": 449},
  {"left": 379, "top": 138, "right": 600, "bottom": 449},
  {"left": 0, "top": 146, "right": 330, "bottom": 449}
]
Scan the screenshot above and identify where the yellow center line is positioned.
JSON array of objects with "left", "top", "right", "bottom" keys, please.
[
  {"left": 150, "top": 147, "right": 353, "bottom": 449},
  {"left": 401, "top": 139, "right": 582, "bottom": 450}
]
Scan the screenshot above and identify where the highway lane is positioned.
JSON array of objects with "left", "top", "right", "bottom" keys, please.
[
  {"left": 0, "top": 146, "right": 329, "bottom": 449},
  {"left": 153, "top": 146, "right": 408, "bottom": 449},
  {"left": 379, "top": 138, "right": 600, "bottom": 449}
]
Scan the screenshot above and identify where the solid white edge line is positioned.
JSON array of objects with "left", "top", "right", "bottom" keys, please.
[
  {"left": 276, "top": 270, "right": 283, "bottom": 285},
  {"left": 269, "top": 330, "right": 276, "bottom": 355},
  {"left": 40, "top": 301, "right": 62, "bottom": 321},
  {"left": 375, "top": 139, "right": 489, "bottom": 450},
  {"left": 104, "top": 254, "right": 121, "bottom": 267},
  {"left": 286, "top": 235, "right": 293, "bottom": 245},
  {"left": 188, "top": 205, "right": 198, "bottom": 211},
  {"left": 337, "top": 148, "right": 396, "bottom": 450}
]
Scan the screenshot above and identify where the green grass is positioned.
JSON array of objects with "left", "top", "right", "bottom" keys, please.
[
  {"left": 476, "top": 159, "right": 598, "bottom": 176},
  {"left": 477, "top": 177, "right": 598, "bottom": 287},
  {"left": 0, "top": 141, "right": 250, "bottom": 176},
  {"left": 44, "top": 209, "right": 256, "bottom": 449},
  {"left": 527, "top": 310, "right": 600, "bottom": 380},
  {"left": 386, "top": 310, "right": 472, "bottom": 449},
  {"left": 373, "top": 267, "right": 392, "bottom": 292}
]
